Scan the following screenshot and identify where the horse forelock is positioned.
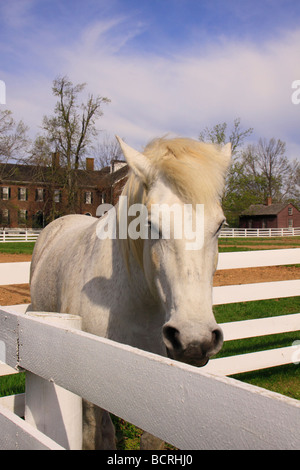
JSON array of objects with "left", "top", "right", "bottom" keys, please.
[
  {"left": 143, "top": 137, "right": 229, "bottom": 205},
  {"left": 118, "top": 137, "right": 229, "bottom": 270}
]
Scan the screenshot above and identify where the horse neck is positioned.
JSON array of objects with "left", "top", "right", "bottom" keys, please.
[
  {"left": 114, "top": 237, "right": 157, "bottom": 308},
  {"left": 111, "top": 237, "right": 166, "bottom": 353}
]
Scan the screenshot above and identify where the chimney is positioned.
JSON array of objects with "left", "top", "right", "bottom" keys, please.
[
  {"left": 86, "top": 157, "right": 94, "bottom": 171},
  {"left": 52, "top": 151, "right": 60, "bottom": 168},
  {"left": 266, "top": 197, "right": 272, "bottom": 206},
  {"left": 110, "top": 158, "right": 127, "bottom": 173}
]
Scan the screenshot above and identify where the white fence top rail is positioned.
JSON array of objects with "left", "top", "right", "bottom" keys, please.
[
  {"left": 1, "top": 247, "right": 299, "bottom": 286},
  {"left": 0, "top": 261, "right": 298, "bottom": 305},
  {"left": 0, "top": 307, "right": 299, "bottom": 450},
  {"left": 220, "top": 312, "right": 300, "bottom": 341},
  {"left": 217, "top": 248, "right": 300, "bottom": 269},
  {"left": 1, "top": 306, "right": 299, "bottom": 378},
  {"left": 205, "top": 346, "right": 296, "bottom": 376},
  {"left": 213, "top": 279, "right": 300, "bottom": 305},
  {"left": 220, "top": 227, "right": 300, "bottom": 237},
  {"left": 0, "top": 262, "right": 31, "bottom": 285}
]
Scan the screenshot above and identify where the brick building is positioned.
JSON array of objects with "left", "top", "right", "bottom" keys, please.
[
  {"left": 0, "top": 156, "right": 128, "bottom": 229},
  {"left": 239, "top": 197, "right": 300, "bottom": 229}
]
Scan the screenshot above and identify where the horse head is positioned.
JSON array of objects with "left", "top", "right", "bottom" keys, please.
[{"left": 117, "top": 136, "right": 231, "bottom": 367}]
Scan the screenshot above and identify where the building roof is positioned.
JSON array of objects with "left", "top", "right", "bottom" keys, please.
[
  {"left": 240, "top": 202, "right": 289, "bottom": 217},
  {"left": 0, "top": 162, "right": 128, "bottom": 189},
  {"left": 100, "top": 164, "right": 128, "bottom": 186}
]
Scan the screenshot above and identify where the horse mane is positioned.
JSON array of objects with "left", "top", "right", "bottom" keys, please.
[
  {"left": 143, "top": 137, "right": 229, "bottom": 204},
  {"left": 118, "top": 137, "right": 229, "bottom": 270}
]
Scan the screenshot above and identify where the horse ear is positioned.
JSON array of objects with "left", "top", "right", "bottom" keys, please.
[
  {"left": 116, "top": 136, "right": 153, "bottom": 184},
  {"left": 221, "top": 142, "right": 232, "bottom": 169}
]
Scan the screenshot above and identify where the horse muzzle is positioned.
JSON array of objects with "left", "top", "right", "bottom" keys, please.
[{"left": 162, "top": 323, "right": 223, "bottom": 368}]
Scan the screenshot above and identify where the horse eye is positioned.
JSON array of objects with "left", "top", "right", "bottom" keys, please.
[
  {"left": 147, "top": 220, "right": 162, "bottom": 239},
  {"left": 215, "top": 220, "right": 225, "bottom": 236}
]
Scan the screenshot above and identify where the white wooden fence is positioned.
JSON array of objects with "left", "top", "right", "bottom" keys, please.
[
  {"left": 0, "top": 227, "right": 299, "bottom": 242},
  {"left": 0, "top": 229, "right": 41, "bottom": 243},
  {"left": 220, "top": 227, "right": 300, "bottom": 237},
  {"left": 0, "top": 248, "right": 299, "bottom": 450}
]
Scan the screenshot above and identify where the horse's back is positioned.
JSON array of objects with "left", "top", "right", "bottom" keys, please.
[
  {"left": 30, "top": 214, "right": 97, "bottom": 311},
  {"left": 31, "top": 215, "right": 95, "bottom": 273}
]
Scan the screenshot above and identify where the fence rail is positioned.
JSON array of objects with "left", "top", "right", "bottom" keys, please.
[
  {"left": 0, "top": 307, "right": 299, "bottom": 450},
  {"left": 1, "top": 247, "right": 298, "bottom": 285},
  {"left": 220, "top": 227, "right": 300, "bottom": 237},
  {"left": 0, "top": 248, "right": 299, "bottom": 450},
  {"left": 0, "top": 227, "right": 299, "bottom": 242},
  {"left": 0, "top": 229, "right": 41, "bottom": 243}
]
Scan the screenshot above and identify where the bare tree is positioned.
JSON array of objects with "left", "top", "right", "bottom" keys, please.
[
  {"left": 93, "top": 132, "right": 124, "bottom": 169},
  {"left": 41, "top": 76, "right": 110, "bottom": 213},
  {"left": 251, "top": 138, "right": 290, "bottom": 201},
  {"left": 0, "top": 109, "right": 30, "bottom": 163},
  {"left": 199, "top": 118, "right": 254, "bottom": 224},
  {"left": 26, "top": 135, "right": 67, "bottom": 225},
  {"left": 199, "top": 117, "right": 253, "bottom": 156},
  {"left": 0, "top": 109, "right": 30, "bottom": 226},
  {"left": 282, "top": 159, "right": 300, "bottom": 205},
  {"left": 240, "top": 138, "right": 299, "bottom": 204}
]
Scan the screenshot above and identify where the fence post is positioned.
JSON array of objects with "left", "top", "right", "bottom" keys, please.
[{"left": 24, "top": 312, "right": 82, "bottom": 450}]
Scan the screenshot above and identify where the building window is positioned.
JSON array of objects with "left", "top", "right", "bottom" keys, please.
[
  {"left": 84, "top": 191, "right": 93, "bottom": 204},
  {"left": 288, "top": 207, "right": 293, "bottom": 216},
  {"left": 35, "top": 188, "right": 45, "bottom": 202},
  {"left": 1, "top": 209, "right": 10, "bottom": 226},
  {"left": 54, "top": 189, "right": 61, "bottom": 203},
  {"left": 288, "top": 219, "right": 293, "bottom": 228},
  {"left": 33, "top": 210, "right": 44, "bottom": 229},
  {"left": 18, "top": 209, "right": 28, "bottom": 224},
  {"left": 18, "top": 187, "right": 28, "bottom": 201},
  {"left": 1, "top": 187, "right": 10, "bottom": 200}
]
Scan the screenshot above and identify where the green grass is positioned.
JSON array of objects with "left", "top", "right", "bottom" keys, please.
[
  {"left": 0, "top": 237, "right": 299, "bottom": 255},
  {"left": 219, "top": 236, "right": 300, "bottom": 245},
  {"left": 231, "top": 364, "right": 300, "bottom": 400},
  {"left": 111, "top": 415, "right": 144, "bottom": 450},
  {"left": 214, "top": 296, "right": 300, "bottom": 323},
  {"left": 0, "top": 372, "right": 25, "bottom": 398},
  {"left": 0, "top": 242, "right": 35, "bottom": 254},
  {"left": 218, "top": 236, "right": 300, "bottom": 252},
  {"left": 212, "top": 297, "right": 300, "bottom": 402}
]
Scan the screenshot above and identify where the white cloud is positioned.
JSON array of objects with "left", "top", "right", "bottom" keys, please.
[
  {"left": 3, "top": 12, "right": 300, "bottom": 160},
  {"left": 57, "top": 24, "right": 300, "bottom": 155}
]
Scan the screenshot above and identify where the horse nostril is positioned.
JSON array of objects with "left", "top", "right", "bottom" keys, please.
[
  {"left": 212, "top": 328, "right": 221, "bottom": 344},
  {"left": 163, "top": 325, "right": 182, "bottom": 351},
  {"left": 211, "top": 327, "right": 223, "bottom": 351}
]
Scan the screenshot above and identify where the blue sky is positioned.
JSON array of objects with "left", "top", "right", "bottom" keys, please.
[{"left": 0, "top": 0, "right": 300, "bottom": 159}]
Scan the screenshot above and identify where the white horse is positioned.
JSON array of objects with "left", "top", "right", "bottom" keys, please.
[{"left": 30, "top": 136, "right": 231, "bottom": 449}]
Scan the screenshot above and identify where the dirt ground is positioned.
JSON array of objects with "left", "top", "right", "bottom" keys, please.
[
  {"left": 0, "top": 252, "right": 299, "bottom": 306},
  {"left": 0, "top": 254, "right": 33, "bottom": 263}
]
